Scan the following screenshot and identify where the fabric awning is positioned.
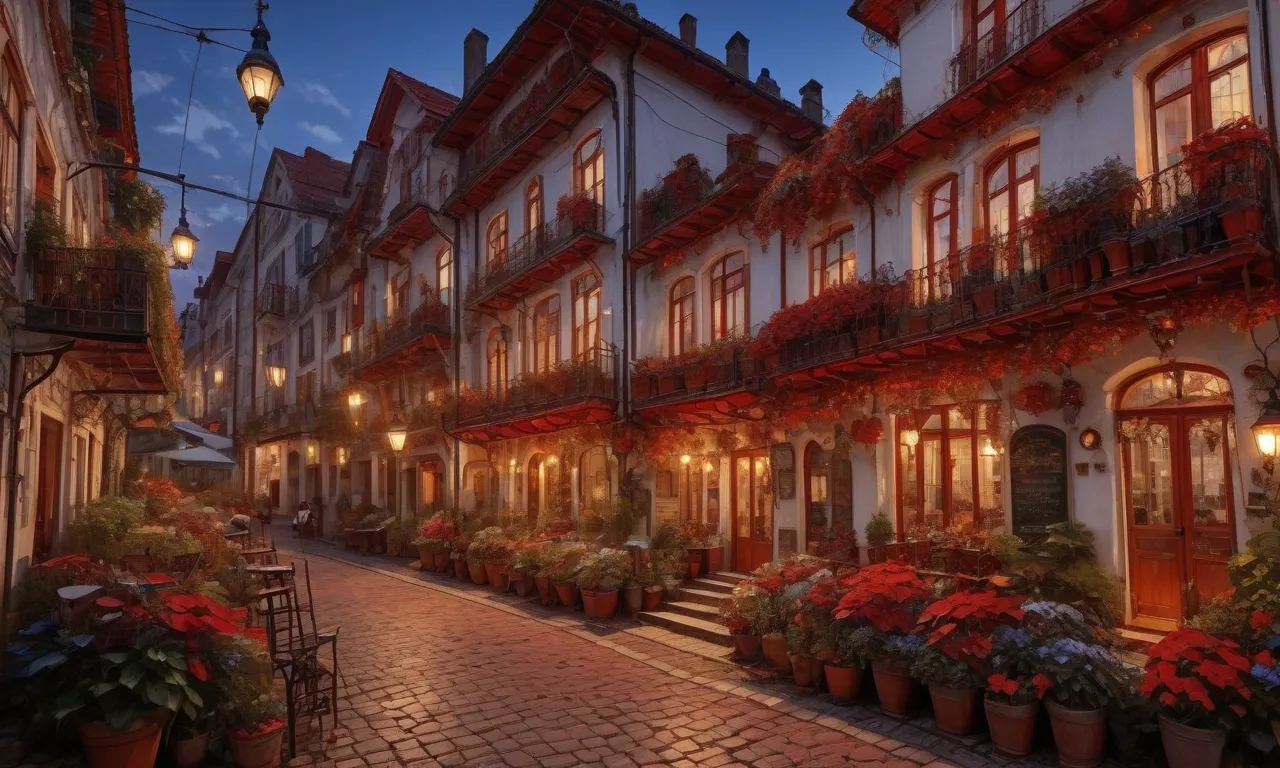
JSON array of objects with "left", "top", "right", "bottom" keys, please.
[{"left": 152, "top": 445, "right": 236, "bottom": 467}]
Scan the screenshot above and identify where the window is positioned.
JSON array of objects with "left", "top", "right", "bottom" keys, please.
[
  {"left": 574, "top": 130, "right": 605, "bottom": 207},
  {"left": 298, "top": 321, "right": 315, "bottom": 365},
  {"left": 530, "top": 295, "right": 560, "bottom": 373},
  {"left": 264, "top": 257, "right": 283, "bottom": 288},
  {"left": 1150, "top": 31, "right": 1251, "bottom": 171},
  {"left": 809, "top": 227, "right": 856, "bottom": 297},
  {"left": 985, "top": 141, "right": 1038, "bottom": 272},
  {"left": 294, "top": 222, "right": 313, "bottom": 273},
  {"left": 486, "top": 211, "right": 508, "bottom": 269},
  {"left": 711, "top": 252, "right": 747, "bottom": 340},
  {"left": 390, "top": 267, "right": 410, "bottom": 320},
  {"left": 669, "top": 276, "right": 695, "bottom": 356},
  {"left": 926, "top": 176, "right": 959, "bottom": 300},
  {"left": 297, "top": 370, "right": 317, "bottom": 404},
  {"left": 350, "top": 280, "right": 364, "bottom": 329},
  {"left": 897, "top": 403, "right": 1003, "bottom": 535},
  {"left": 436, "top": 245, "right": 452, "bottom": 306},
  {"left": 572, "top": 273, "right": 601, "bottom": 361},
  {"left": 486, "top": 327, "right": 508, "bottom": 397},
  {"left": 525, "top": 177, "right": 543, "bottom": 235},
  {"left": 0, "top": 50, "right": 20, "bottom": 254},
  {"left": 324, "top": 309, "right": 337, "bottom": 346}
]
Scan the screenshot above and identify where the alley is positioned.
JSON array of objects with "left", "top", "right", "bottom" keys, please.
[{"left": 286, "top": 551, "right": 947, "bottom": 768}]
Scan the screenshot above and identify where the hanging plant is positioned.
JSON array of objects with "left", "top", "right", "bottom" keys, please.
[
  {"left": 1145, "top": 311, "right": 1183, "bottom": 358},
  {"left": 851, "top": 416, "right": 884, "bottom": 446},
  {"left": 1012, "top": 381, "right": 1055, "bottom": 416},
  {"left": 1059, "top": 378, "right": 1084, "bottom": 425}
]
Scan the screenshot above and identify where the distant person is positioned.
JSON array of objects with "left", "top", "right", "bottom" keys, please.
[{"left": 294, "top": 501, "right": 312, "bottom": 532}]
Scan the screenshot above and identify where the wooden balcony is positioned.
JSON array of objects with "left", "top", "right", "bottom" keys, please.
[
  {"left": 258, "top": 401, "right": 320, "bottom": 443},
  {"left": 367, "top": 188, "right": 442, "bottom": 263},
  {"left": 255, "top": 283, "right": 297, "bottom": 318},
  {"left": 774, "top": 141, "right": 1277, "bottom": 388},
  {"left": 350, "top": 301, "right": 452, "bottom": 383},
  {"left": 630, "top": 157, "right": 777, "bottom": 268},
  {"left": 465, "top": 201, "right": 612, "bottom": 312},
  {"left": 949, "top": 0, "right": 1043, "bottom": 93},
  {"left": 444, "top": 52, "right": 613, "bottom": 216},
  {"left": 631, "top": 350, "right": 769, "bottom": 426},
  {"left": 448, "top": 346, "right": 618, "bottom": 443}
]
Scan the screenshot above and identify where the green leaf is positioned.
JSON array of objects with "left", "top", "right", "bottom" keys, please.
[
  {"left": 166, "top": 654, "right": 186, "bottom": 670},
  {"left": 88, "top": 682, "right": 118, "bottom": 697},
  {"left": 147, "top": 680, "right": 171, "bottom": 707},
  {"left": 119, "top": 664, "right": 146, "bottom": 690},
  {"left": 184, "top": 685, "right": 203, "bottom": 708},
  {"left": 101, "top": 651, "right": 128, "bottom": 664}
]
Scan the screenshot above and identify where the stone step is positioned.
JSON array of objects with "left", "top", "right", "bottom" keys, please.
[
  {"left": 661, "top": 599, "right": 721, "bottom": 622},
  {"left": 691, "top": 576, "right": 736, "bottom": 595},
  {"left": 636, "top": 610, "right": 733, "bottom": 646},
  {"left": 677, "top": 586, "right": 732, "bottom": 607},
  {"left": 700, "top": 571, "right": 749, "bottom": 588}
]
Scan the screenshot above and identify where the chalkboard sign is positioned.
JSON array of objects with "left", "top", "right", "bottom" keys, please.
[
  {"left": 770, "top": 444, "right": 796, "bottom": 500},
  {"left": 1009, "top": 425, "right": 1070, "bottom": 538}
]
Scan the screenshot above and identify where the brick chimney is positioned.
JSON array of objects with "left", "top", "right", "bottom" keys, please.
[
  {"left": 800, "top": 79, "right": 824, "bottom": 122},
  {"left": 725, "top": 32, "right": 749, "bottom": 77},
  {"left": 679, "top": 13, "right": 697, "bottom": 47},
  {"left": 756, "top": 68, "right": 780, "bottom": 97},
  {"left": 463, "top": 29, "right": 489, "bottom": 93}
]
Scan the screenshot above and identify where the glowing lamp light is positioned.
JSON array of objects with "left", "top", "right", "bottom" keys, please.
[
  {"left": 337, "top": 447, "right": 348, "bottom": 467},
  {"left": 980, "top": 437, "right": 999, "bottom": 457},
  {"left": 237, "top": 5, "right": 284, "bottom": 125},
  {"left": 703, "top": 461, "right": 714, "bottom": 473},
  {"left": 264, "top": 364, "right": 286, "bottom": 388},
  {"left": 901, "top": 429, "right": 920, "bottom": 448},
  {"left": 1252, "top": 389, "right": 1280, "bottom": 467},
  {"left": 212, "top": 368, "right": 224, "bottom": 386},
  {"left": 680, "top": 454, "right": 691, "bottom": 465},
  {"left": 546, "top": 455, "right": 558, "bottom": 466},
  {"left": 305, "top": 442, "right": 318, "bottom": 465},
  {"left": 170, "top": 213, "right": 198, "bottom": 268},
  {"left": 387, "top": 422, "right": 408, "bottom": 452},
  {"left": 508, "top": 458, "right": 516, "bottom": 470},
  {"left": 346, "top": 391, "right": 366, "bottom": 421}
]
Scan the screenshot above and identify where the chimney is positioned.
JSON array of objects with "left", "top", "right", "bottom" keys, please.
[
  {"left": 756, "top": 68, "right": 780, "bottom": 97},
  {"left": 800, "top": 79, "right": 824, "bottom": 122},
  {"left": 621, "top": 2, "right": 638, "bottom": 15},
  {"left": 463, "top": 29, "right": 489, "bottom": 93},
  {"left": 725, "top": 32, "right": 749, "bottom": 77},
  {"left": 679, "top": 13, "right": 697, "bottom": 48}
]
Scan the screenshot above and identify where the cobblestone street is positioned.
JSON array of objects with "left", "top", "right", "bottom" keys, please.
[{"left": 285, "top": 548, "right": 953, "bottom": 768}]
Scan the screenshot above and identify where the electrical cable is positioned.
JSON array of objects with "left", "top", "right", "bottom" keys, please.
[
  {"left": 125, "top": 16, "right": 249, "bottom": 54},
  {"left": 124, "top": 5, "right": 252, "bottom": 33},
  {"left": 245, "top": 123, "right": 263, "bottom": 219},
  {"left": 175, "top": 37, "right": 205, "bottom": 176},
  {"left": 633, "top": 91, "right": 782, "bottom": 164}
]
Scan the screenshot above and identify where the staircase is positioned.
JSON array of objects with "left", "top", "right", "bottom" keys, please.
[{"left": 637, "top": 571, "right": 747, "bottom": 646}]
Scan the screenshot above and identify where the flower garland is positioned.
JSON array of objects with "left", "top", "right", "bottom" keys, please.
[{"left": 1012, "top": 381, "right": 1056, "bottom": 416}]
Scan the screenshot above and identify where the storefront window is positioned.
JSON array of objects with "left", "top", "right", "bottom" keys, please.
[{"left": 897, "top": 403, "right": 1003, "bottom": 535}]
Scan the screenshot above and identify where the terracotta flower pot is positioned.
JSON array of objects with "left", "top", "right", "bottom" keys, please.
[
  {"left": 169, "top": 731, "right": 209, "bottom": 768},
  {"left": 734, "top": 634, "right": 761, "bottom": 661},
  {"left": 434, "top": 550, "right": 452, "bottom": 571},
  {"left": 1101, "top": 239, "right": 1130, "bottom": 276},
  {"left": 706, "top": 546, "right": 723, "bottom": 573},
  {"left": 581, "top": 588, "right": 619, "bottom": 618},
  {"left": 621, "top": 585, "right": 644, "bottom": 616},
  {"left": 984, "top": 697, "right": 1039, "bottom": 757},
  {"left": 972, "top": 284, "right": 996, "bottom": 315},
  {"left": 417, "top": 546, "right": 435, "bottom": 569},
  {"left": 535, "top": 575, "right": 554, "bottom": 605},
  {"left": 452, "top": 556, "right": 468, "bottom": 580},
  {"left": 1045, "top": 698, "right": 1106, "bottom": 768},
  {"left": 79, "top": 719, "right": 163, "bottom": 768},
  {"left": 871, "top": 664, "right": 915, "bottom": 718},
  {"left": 686, "top": 551, "right": 703, "bottom": 580},
  {"left": 641, "top": 586, "right": 663, "bottom": 611},
  {"left": 790, "top": 655, "right": 819, "bottom": 688},
  {"left": 1220, "top": 205, "right": 1264, "bottom": 240},
  {"left": 483, "top": 562, "right": 508, "bottom": 590},
  {"left": 1158, "top": 714, "right": 1225, "bottom": 768},
  {"left": 467, "top": 560, "right": 488, "bottom": 585},
  {"left": 511, "top": 573, "right": 535, "bottom": 597},
  {"left": 228, "top": 722, "right": 286, "bottom": 768},
  {"left": 761, "top": 633, "right": 792, "bottom": 673},
  {"left": 929, "top": 684, "right": 978, "bottom": 735},
  {"left": 824, "top": 663, "right": 860, "bottom": 704},
  {"left": 553, "top": 580, "right": 579, "bottom": 609}
]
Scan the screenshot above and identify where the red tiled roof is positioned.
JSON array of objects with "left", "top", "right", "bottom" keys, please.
[
  {"left": 275, "top": 147, "right": 350, "bottom": 212},
  {"left": 366, "top": 69, "right": 460, "bottom": 146},
  {"left": 389, "top": 69, "right": 460, "bottom": 119}
]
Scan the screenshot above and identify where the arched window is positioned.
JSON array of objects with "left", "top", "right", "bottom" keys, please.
[
  {"left": 574, "top": 130, "right": 605, "bottom": 207},
  {"left": 1150, "top": 31, "right": 1251, "bottom": 171},
  {"left": 524, "top": 177, "right": 543, "bottom": 235},
  {"left": 804, "top": 442, "right": 831, "bottom": 547},
  {"left": 486, "top": 211, "right": 508, "bottom": 268},
  {"left": 896, "top": 403, "right": 1002, "bottom": 535},
  {"left": 530, "top": 295, "right": 560, "bottom": 374},
  {"left": 809, "top": 227, "right": 855, "bottom": 297},
  {"left": 669, "top": 276, "right": 695, "bottom": 356},
  {"left": 486, "top": 327, "right": 508, "bottom": 397},
  {"left": 711, "top": 252, "right": 747, "bottom": 340},
  {"left": 580, "top": 446, "right": 610, "bottom": 517},
  {"left": 926, "top": 176, "right": 958, "bottom": 301},
  {"left": 436, "top": 245, "right": 452, "bottom": 306},
  {"left": 572, "top": 272, "right": 601, "bottom": 362},
  {"left": 985, "top": 141, "right": 1038, "bottom": 273}
]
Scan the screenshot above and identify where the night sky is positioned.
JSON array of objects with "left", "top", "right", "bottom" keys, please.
[{"left": 124, "top": 0, "right": 897, "bottom": 306}]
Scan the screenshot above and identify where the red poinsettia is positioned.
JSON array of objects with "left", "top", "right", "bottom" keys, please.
[
  {"left": 1142, "top": 628, "right": 1253, "bottom": 729},
  {"left": 1012, "top": 381, "right": 1056, "bottom": 416},
  {"left": 916, "top": 589, "right": 1026, "bottom": 668},
  {"left": 833, "top": 562, "right": 930, "bottom": 632}
]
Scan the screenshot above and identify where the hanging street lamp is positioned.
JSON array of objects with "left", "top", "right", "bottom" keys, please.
[
  {"left": 264, "top": 363, "right": 286, "bottom": 389},
  {"left": 237, "top": 1, "right": 284, "bottom": 126},
  {"left": 387, "top": 420, "right": 408, "bottom": 453},
  {"left": 346, "top": 391, "right": 366, "bottom": 423},
  {"left": 1252, "top": 388, "right": 1280, "bottom": 472},
  {"left": 170, "top": 181, "right": 197, "bottom": 269}
]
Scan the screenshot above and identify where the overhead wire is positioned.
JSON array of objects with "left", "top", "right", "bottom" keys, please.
[
  {"left": 175, "top": 37, "right": 206, "bottom": 176},
  {"left": 124, "top": 16, "right": 249, "bottom": 54},
  {"left": 124, "top": 5, "right": 252, "bottom": 33}
]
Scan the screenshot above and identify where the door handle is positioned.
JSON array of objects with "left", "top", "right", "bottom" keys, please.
[{"left": 1174, "top": 526, "right": 1185, "bottom": 536}]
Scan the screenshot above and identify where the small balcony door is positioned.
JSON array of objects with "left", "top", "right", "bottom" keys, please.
[{"left": 731, "top": 450, "right": 773, "bottom": 573}]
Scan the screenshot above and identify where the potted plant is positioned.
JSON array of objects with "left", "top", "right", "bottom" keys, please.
[
  {"left": 224, "top": 696, "right": 287, "bottom": 768},
  {"left": 468, "top": 527, "right": 512, "bottom": 588},
  {"left": 720, "top": 582, "right": 763, "bottom": 661},
  {"left": 1142, "top": 628, "right": 1253, "bottom": 768},
  {"left": 621, "top": 566, "right": 647, "bottom": 617},
  {"left": 864, "top": 512, "right": 895, "bottom": 562},
  {"left": 544, "top": 543, "right": 587, "bottom": 609},
  {"left": 412, "top": 513, "right": 455, "bottom": 572},
  {"left": 509, "top": 542, "right": 546, "bottom": 598},
  {"left": 556, "top": 191, "right": 600, "bottom": 231},
  {"left": 575, "top": 549, "right": 632, "bottom": 619},
  {"left": 909, "top": 643, "right": 980, "bottom": 734},
  {"left": 984, "top": 624, "right": 1048, "bottom": 757},
  {"left": 828, "top": 625, "right": 875, "bottom": 704},
  {"left": 785, "top": 621, "right": 821, "bottom": 689},
  {"left": 534, "top": 542, "right": 577, "bottom": 605},
  {"left": 871, "top": 634, "right": 923, "bottom": 717},
  {"left": 1034, "top": 633, "right": 1141, "bottom": 768},
  {"left": 450, "top": 531, "right": 472, "bottom": 580}
]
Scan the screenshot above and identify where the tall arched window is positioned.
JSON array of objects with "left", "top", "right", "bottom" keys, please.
[
  {"left": 1150, "top": 31, "right": 1251, "bottom": 171},
  {"left": 486, "top": 327, "right": 508, "bottom": 397},
  {"left": 985, "top": 141, "right": 1038, "bottom": 273},
  {"left": 486, "top": 211, "right": 508, "bottom": 269},
  {"left": 669, "top": 276, "right": 695, "bottom": 356},
  {"left": 572, "top": 272, "right": 601, "bottom": 362},
  {"left": 525, "top": 177, "right": 543, "bottom": 235},
  {"left": 575, "top": 130, "right": 605, "bottom": 207},
  {"left": 711, "top": 252, "right": 747, "bottom": 340},
  {"left": 530, "top": 295, "right": 560, "bottom": 373},
  {"left": 809, "top": 227, "right": 855, "bottom": 297},
  {"left": 927, "top": 176, "right": 958, "bottom": 300},
  {"left": 436, "top": 245, "right": 452, "bottom": 306}
]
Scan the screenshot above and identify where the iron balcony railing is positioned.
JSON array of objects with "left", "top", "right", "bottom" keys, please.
[
  {"left": 255, "top": 283, "right": 297, "bottom": 317},
  {"left": 631, "top": 347, "right": 766, "bottom": 405},
  {"left": 466, "top": 200, "right": 609, "bottom": 307},
  {"left": 257, "top": 401, "right": 320, "bottom": 442},
  {"left": 453, "top": 343, "right": 618, "bottom": 428},
  {"left": 351, "top": 300, "right": 451, "bottom": 371},
  {"left": 27, "top": 246, "right": 148, "bottom": 338},
  {"left": 949, "top": 0, "right": 1043, "bottom": 93}
]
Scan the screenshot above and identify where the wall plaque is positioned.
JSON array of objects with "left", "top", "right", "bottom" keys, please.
[
  {"left": 1009, "top": 425, "right": 1070, "bottom": 538},
  {"left": 770, "top": 444, "right": 796, "bottom": 500}
]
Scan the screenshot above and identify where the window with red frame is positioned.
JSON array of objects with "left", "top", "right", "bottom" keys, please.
[
  {"left": 810, "top": 227, "right": 856, "bottom": 297},
  {"left": 711, "top": 252, "right": 746, "bottom": 340},
  {"left": 486, "top": 327, "right": 508, "bottom": 397},
  {"left": 669, "top": 276, "right": 695, "bottom": 356},
  {"left": 530, "top": 294, "right": 560, "bottom": 374},
  {"left": 436, "top": 245, "right": 452, "bottom": 306},
  {"left": 525, "top": 177, "right": 543, "bottom": 235},
  {"left": 1150, "top": 31, "right": 1251, "bottom": 172},
  {"left": 896, "top": 403, "right": 1004, "bottom": 536},
  {"left": 985, "top": 141, "right": 1038, "bottom": 273},
  {"left": 927, "top": 176, "right": 958, "bottom": 295},
  {"left": 0, "top": 49, "right": 20, "bottom": 259},
  {"left": 575, "top": 131, "right": 605, "bottom": 208},
  {"left": 486, "top": 211, "right": 508, "bottom": 268},
  {"left": 572, "top": 273, "right": 601, "bottom": 362}
]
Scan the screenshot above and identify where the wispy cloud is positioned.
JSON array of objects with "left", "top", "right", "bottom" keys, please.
[
  {"left": 155, "top": 100, "right": 240, "bottom": 160},
  {"left": 205, "top": 203, "right": 247, "bottom": 224},
  {"left": 133, "top": 70, "right": 173, "bottom": 98},
  {"left": 298, "top": 122, "right": 342, "bottom": 144},
  {"left": 299, "top": 82, "right": 351, "bottom": 118},
  {"left": 210, "top": 174, "right": 245, "bottom": 194}
]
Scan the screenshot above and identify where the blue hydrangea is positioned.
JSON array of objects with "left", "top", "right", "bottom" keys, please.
[
  {"left": 1037, "top": 638, "right": 1116, "bottom": 666},
  {"left": 1252, "top": 663, "right": 1280, "bottom": 690},
  {"left": 1023, "top": 601, "right": 1085, "bottom": 623},
  {"left": 992, "top": 625, "right": 1032, "bottom": 651},
  {"left": 883, "top": 634, "right": 924, "bottom": 654}
]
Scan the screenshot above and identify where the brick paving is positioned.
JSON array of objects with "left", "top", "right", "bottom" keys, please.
[{"left": 283, "top": 549, "right": 957, "bottom": 768}]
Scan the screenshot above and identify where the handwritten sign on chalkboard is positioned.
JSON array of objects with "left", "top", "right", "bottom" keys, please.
[
  {"left": 770, "top": 444, "right": 796, "bottom": 500},
  {"left": 1009, "top": 425, "right": 1069, "bottom": 538}
]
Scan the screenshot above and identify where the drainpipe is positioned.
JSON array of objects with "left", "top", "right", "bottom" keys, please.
[
  {"left": 249, "top": 207, "right": 261, "bottom": 496},
  {"left": 853, "top": 179, "right": 878, "bottom": 273},
  {"left": 779, "top": 235, "right": 787, "bottom": 306},
  {"left": 622, "top": 47, "right": 638, "bottom": 420},
  {"left": 452, "top": 215, "right": 462, "bottom": 512},
  {"left": 227, "top": 279, "right": 242, "bottom": 485},
  {"left": 1255, "top": 0, "right": 1279, "bottom": 246}
]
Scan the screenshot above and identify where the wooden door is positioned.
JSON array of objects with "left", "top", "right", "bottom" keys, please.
[
  {"left": 731, "top": 451, "right": 772, "bottom": 573},
  {"left": 34, "top": 416, "right": 64, "bottom": 561},
  {"left": 1180, "top": 413, "right": 1235, "bottom": 611},
  {"left": 1123, "top": 417, "right": 1183, "bottom": 623},
  {"left": 527, "top": 456, "right": 541, "bottom": 522}
]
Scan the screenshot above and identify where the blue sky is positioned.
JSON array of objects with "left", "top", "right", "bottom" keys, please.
[{"left": 126, "top": 0, "right": 897, "bottom": 305}]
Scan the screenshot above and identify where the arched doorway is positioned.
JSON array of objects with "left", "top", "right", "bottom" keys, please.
[
  {"left": 1118, "top": 364, "right": 1236, "bottom": 628},
  {"left": 526, "top": 453, "right": 565, "bottom": 525}
]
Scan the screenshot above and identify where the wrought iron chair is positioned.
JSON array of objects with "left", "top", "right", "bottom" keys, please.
[{"left": 271, "top": 560, "right": 339, "bottom": 757}]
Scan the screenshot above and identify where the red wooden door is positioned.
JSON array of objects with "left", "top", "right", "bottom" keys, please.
[
  {"left": 1123, "top": 416, "right": 1184, "bottom": 624},
  {"left": 731, "top": 451, "right": 773, "bottom": 573}
]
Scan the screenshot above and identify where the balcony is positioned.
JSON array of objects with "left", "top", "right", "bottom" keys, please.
[
  {"left": 773, "top": 141, "right": 1276, "bottom": 386},
  {"left": 466, "top": 201, "right": 612, "bottom": 312},
  {"left": 444, "top": 52, "right": 613, "bottom": 216},
  {"left": 448, "top": 345, "right": 618, "bottom": 443},
  {"left": 350, "top": 301, "right": 452, "bottom": 383},
  {"left": 630, "top": 150, "right": 778, "bottom": 268},
  {"left": 257, "top": 401, "right": 319, "bottom": 444},
  {"left": 949, "top": 0, "right": 1043, "bottom": 93},
  {"left": 631, "top": 349, "right": 769, "bottom": 426},
  {"left": 27, "top": 246, "right": 147, "bottom": 340},
  {"left": 367, "top": 184, "right": 443, "bottom": 263},
  {"left": 255, "top": 283, "right": 297, "bottom": 318}
]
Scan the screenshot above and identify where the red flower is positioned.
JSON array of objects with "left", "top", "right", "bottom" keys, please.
[
  {"left": 987, "top": 674, "right": 1019, "bottom": 697},
  {"left": 1256, "top": 650, "right": 1275, "bottom": 666},
  {"left": 187, "top": 657, "right": 209, "bottom": 682},
  {"left": 1032, "top": 673, "right": 1053, "bottom": 699},
  {"left": 1251, "top": 610, "right": 1273, "bottom": 633}
]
